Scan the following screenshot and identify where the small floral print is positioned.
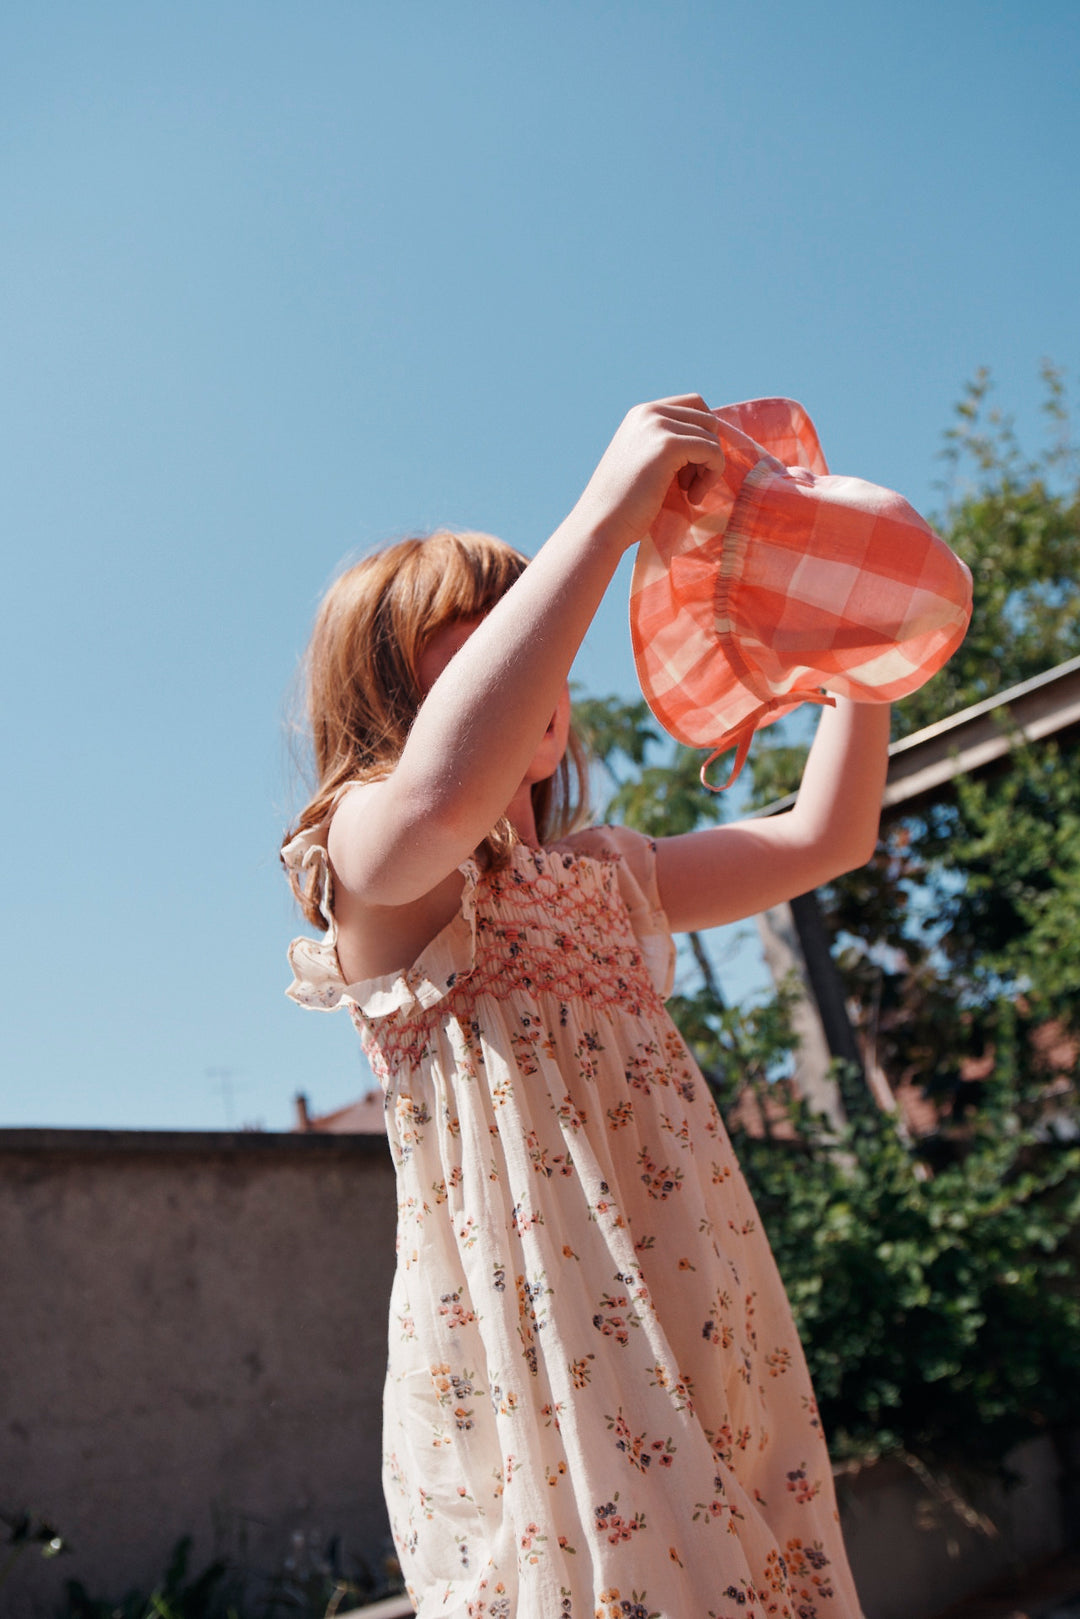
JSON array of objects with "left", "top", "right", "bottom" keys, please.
[
  {"left": 595, "top": 1592, "right": 659, "bottom": 1619},
  {"left": 692, "top": 1473, "right": 745, "bottom": 1530},
  {"left": 745, "top": 1289, "right": 758, "bottom": 1349},
  {"left": 763, "top": 1547, "right": 789, "bottom": 1593},
  {"left": 702, "top": 1312, "right": 735, "bottom": 1349},
  {"left": 525, "top": 1128, "right": 574, "bottom": 1178},
  {"left": 516, "top": 1270, "right": 551, "bottom": 1377},
  {"left": 574, "top": 1028, "right": 606, "bottom": 1081},
  {"left": 491, "top": 1075, "right": 513, "bottom": 1108},
  {"left": 586, "top": 1178, "right": 626, "bottom": 1228},
  {"left": 647, "top": 1361, "right": 696, "bottom": 1414},
  {"left": 569, "top": 1353, "right": 595, "bottom": 1389},
  {"left": 658, "top": 1111, "right": 691, "bottom": 1149},
  {"left": 518, "top": 1520, "right": 548, "bottom": 1565},
  {"left": 606, "top": 1408, "right": 676, "bottom": 1472},
  {"left": 709, "top": 1580, "right": 756, "bottom": 1616},
  {"left": 511, "top": 1200, "right": 545, "bottom": 1235},
  {"left": 637, "top": 1146, "right": 683, "bottom": 1200},
  {"left": 784, "top": 1537, "right": 831, "bottom": 1579},
  {"left": 393, "top": 1095, "right": 431, "bottom": 1162},
  {"left": 606, "top": 1099, "right": 634, "bottom": 1129},
  {"left": 674, "top": 1072, "right": 696, "bottom": 1104},
  {"left": 510, "top": 1026, "right": 542, "bottom": 1076},
  {"left": 623, "top": 1054, "right": 654, "bottom": 1095},
  {"left": 801, "top": 1393, "right": 823, "bottom": 1433},
  {"left": 765, "top": 1347, "right": 793, "bottom": 1376},
  {"left": 438, "top": 1289, "right": 477, "bottom": 1330},
  {"left": 593, "top": 1496, "right": 646, "bottom": 1546},
  {"left": 786, "top": 1464, "right": 823, "bottom": 1505},
  {"left": 466, "top": 1577, "right": 511, "bottom": 1619},
  {"left": 429, "top": 1362, "right": 477, "bottom": 1431},
  {"left": 556, "top": 1092, "right": 589, "bottom": 1129},
  {"left": 708, "top": 1421, "right": 734, "bottom": 1462},
  {"left": 592, "top": 1290, "right": 637, "bottom": 1346}
]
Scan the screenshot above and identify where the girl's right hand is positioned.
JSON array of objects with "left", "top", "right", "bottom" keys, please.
[{"left": 572, "top": 394, "right": 726, "bottom": 555}]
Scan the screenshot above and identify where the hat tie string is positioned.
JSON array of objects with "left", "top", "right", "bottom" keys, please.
[{"left": 699, "top": 691, "right": 836, "bottom": 793}]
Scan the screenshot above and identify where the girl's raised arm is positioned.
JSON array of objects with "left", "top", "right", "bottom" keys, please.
[
  {"left": 653, "top": 697, "right": 891, "bottom": 933},
  {"left": 329, "top": 397, "right": 727, "bottom": 909}
]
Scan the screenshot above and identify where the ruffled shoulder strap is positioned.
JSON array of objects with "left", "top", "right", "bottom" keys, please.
[{"left": 281, "top": 825, "right": 345, "bottom": 1010}]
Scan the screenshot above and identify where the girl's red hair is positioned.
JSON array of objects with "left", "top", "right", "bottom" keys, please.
[{"left": 283, "top": 531, "right": 590, "bottom": 929}]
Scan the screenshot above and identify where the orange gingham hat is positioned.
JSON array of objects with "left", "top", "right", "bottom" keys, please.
[{"left": 629, "top": 397, "right": 973, "bottom": 788}]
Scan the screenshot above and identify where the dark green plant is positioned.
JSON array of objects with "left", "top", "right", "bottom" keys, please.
[
  {"left": 62, "top": 1536, "right": 235, "bottom": 1619},
  {"left": 56, "top": 1530, "right": 400, "bottom": 1619},
  {"left": 0, "top": 1509, "right": 67, "bottom": 1595},
  {"left": 737, "top": 1082, "right": 1080, "bottom": 1466}
]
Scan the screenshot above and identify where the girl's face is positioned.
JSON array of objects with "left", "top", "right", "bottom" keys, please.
[{"left": 417, "top": 615, "right": 572, "bottom": 788}]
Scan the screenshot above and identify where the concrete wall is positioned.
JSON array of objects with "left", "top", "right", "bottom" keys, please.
[
  {"left": 1, "top": 1130, "right": 1075, "bottom": 1619},
  {"left": 840, "top": 1437, "right": 1075, "bottom": 1619},
  {"left": 0, "top": 1130, "right": 398, "bottom": 1618}
]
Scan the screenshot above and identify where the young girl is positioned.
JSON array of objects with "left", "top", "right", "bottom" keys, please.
[{"left": 283, "top": 397, "right": 889, "bottom": 1619}]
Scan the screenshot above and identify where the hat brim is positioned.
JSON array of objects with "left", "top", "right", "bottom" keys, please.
[{"left": 629, "top": 398, "right": 973, "bottom": 765}]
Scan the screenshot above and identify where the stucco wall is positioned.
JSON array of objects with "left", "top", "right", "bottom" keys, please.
[{"left": 0, "top": 1129, "right": 398, "bottom": 1617}]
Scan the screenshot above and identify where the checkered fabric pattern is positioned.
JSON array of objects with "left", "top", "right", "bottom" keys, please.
[{"left": 629, "top": 398, "right": 973, "bottom": 787}]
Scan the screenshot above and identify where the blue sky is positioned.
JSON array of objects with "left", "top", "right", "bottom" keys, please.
[{"left": 2, "top": 1, "right": 1077, "bottom": 1130}]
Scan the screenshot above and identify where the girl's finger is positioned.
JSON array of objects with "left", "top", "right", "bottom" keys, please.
[
  {"left": 662, "top": 416, "right": 726, "bottom": 443},
  {"left": 652, "top": 405, "right": 720, "bottom": 432},
  {"left": 684, "top": 463, "right": 724, "bottom": 504},
  {"left": 649, "top": 393, "right": 712, "bottom": 413}
]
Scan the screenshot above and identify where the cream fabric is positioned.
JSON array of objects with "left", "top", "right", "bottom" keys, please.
[{"left": 285, "top": 824, "right": 862, "bottom": 1619}]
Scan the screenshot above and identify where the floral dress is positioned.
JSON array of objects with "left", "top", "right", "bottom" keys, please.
[{"left": 284, "top": 823, "right": 863, "bottom": 1619}]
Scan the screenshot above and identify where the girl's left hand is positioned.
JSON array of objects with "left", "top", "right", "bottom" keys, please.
[{"left": 571, "top": 395, "right": 726, "bottom": 556}]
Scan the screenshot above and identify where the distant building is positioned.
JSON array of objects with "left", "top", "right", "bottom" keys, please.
[{"left": 293, "top": 1089, "right": 387, "bottom": 1134}]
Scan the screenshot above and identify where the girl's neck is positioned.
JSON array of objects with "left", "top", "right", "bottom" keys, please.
[{"left": 506, "top": 783, "right": 540, "bottom": 848}]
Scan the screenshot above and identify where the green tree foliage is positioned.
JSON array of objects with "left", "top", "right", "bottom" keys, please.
[
  {"left": 575, "top": 366, "right": 1080, "bottom": 1467},
  {"left": 816, "top": 367, "right": 1080, "bottom": 1129}
]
